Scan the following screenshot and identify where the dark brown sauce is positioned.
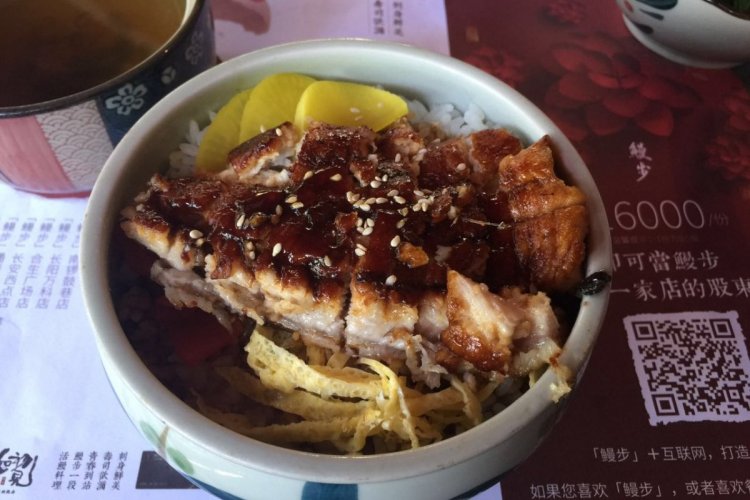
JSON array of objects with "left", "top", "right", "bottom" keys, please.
[{"left": 135, "top": 131, "right": 523, "bottom": 304}]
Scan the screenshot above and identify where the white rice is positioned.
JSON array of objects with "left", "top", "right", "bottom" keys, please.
[
  {"left": 407, "top": 100, "right": 490, "bottom": 137},
  {"left": 168, "top": 115, "right": 207, "bottom": 177}
]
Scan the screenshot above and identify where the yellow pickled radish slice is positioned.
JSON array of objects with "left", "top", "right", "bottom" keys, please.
[
  {"left": 195, "top": 87, "right": 254, "bottom": 174},
  {"left": 294, "top": 80, "right": 408, "bottom": 132},
  {"left": 239, "top": 73, "right": 317, "bottom": 143}
]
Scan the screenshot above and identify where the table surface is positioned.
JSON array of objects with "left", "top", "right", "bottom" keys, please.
[{"left": 2, "top": 1, "right": 750, "bottom": 499}]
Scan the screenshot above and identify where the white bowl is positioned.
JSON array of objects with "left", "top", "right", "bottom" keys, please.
[
  {"left": 81, "top": 39, "right": 612, "bottom": 500},
  {"left": 615, "top": 0, "right": 750, "bottom": 68}
]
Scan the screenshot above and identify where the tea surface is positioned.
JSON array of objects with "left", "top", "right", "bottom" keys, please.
[{"left": 0, "top": 0, "right": 185, "bottom": 107}]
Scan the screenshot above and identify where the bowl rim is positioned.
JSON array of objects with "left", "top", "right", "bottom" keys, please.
[
  {"left": 0, "top": 0, "right": 207, "bottom": 118},
  {"left": 81, "top": 38, "right": 612, "bottom": 484}
]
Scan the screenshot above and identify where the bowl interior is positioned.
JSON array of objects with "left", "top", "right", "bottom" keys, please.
[{"left": 81, "top": 39, "right": 612, "bottom": 484}]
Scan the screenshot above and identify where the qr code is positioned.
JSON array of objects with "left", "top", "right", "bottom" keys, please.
[{"left": 623, "top": 311, "right": 750, "bottom": 426}]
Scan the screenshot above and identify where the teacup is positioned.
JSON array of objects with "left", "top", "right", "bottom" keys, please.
[{"left": 0, "top": 0, "right": 215, "bottom": 196}]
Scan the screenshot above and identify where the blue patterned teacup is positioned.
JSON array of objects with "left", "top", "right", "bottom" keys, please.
[{"left": 0, "top": 0, "right": 215, "bottom": 196}]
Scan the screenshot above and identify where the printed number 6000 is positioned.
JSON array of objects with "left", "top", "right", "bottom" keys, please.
[{"left": 613, "top": 200, "right": 705, "bottom": 231}]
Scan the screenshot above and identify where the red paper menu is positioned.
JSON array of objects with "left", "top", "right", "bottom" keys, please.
[{"left": 446, "top": 1, "right": 750, "bottom": 498}]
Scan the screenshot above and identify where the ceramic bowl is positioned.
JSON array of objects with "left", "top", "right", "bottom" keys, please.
[
  {"left": 615, "top": 0, "right": 750, "bottom": 68},
  {"left": 80, "top": 40, "right": 612, "bottom": 500},
  {"left": 0, "top": 0, "right": 215, "bottom": 196}
]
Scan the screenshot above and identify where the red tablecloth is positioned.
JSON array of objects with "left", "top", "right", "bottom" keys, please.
[{"left": 446, "top": 1, "right": 750, "bottom": 498}]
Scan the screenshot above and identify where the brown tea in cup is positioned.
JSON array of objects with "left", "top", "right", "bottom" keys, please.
[{"left": 0, "top": 0, "right": 185, "bottom": 107}]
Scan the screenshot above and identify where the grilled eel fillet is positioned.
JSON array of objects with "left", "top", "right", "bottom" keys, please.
[{"left": 121, "top": 119, "right": 588, "bottom": 385}]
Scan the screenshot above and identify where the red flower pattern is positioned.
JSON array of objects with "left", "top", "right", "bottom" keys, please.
[
  {"left": 544, "top": 0, "right": 586, "bottom": 25},
  {"left": 705, "top": 89, "right": 750, "bottom": 182},
  {"left": 462, "top": 45, "right": 527, "bottom": 89},
  {"left": 542, "top": 33, "right": 700, "bottom": 141}
]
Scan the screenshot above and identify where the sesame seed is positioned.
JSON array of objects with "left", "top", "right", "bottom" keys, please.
[
  {"left": 370, "top": 180, "right": 382, "bottom": 188},
  {"left": 272, "top": 243, "right": 282, "bottom": 256},
  {"left": 359, "top": 203, "right": 371, "bottom": 212},
  {"left": 189, "top": 229, "right": 203, "bottom": 239},
  {"left": 303, "top": 170, "right": 314, "bottom": 180},
  {"left": 412, "top": 203, "right": 421, "bottom": 211},
  {"left": 393, "top": 195, "right": 406, "bottom": 204},
  {"left": 291, "top": 201, "right": 304, "bottom": 209},
  {"left": 356, "top": 243, "right": 367, "bottom": 250},
  {"left": 387, "top": 189, "right": 399, "bottom": 197},
  {"left": 260, "top": 125, "right": 266, "bottom": 133},
  {"left": 397, "top": 219, "right": 406, "bottom": 228},
  {"left": 355, "top": 248, "right": 366, "bottom": 257},
  {"left": 330, "top": 173, "right": 342, "bottom": 181},
  {"left": 196, "top": 238, "right": 205, "bottom": 246},
  {"left": 357, "top": 218, "right": 364, "bottom": 227},
  {"left": 362, "top": 226, "right": 374, "bottom": 236},
  {"left": 375, "top": 197, "right": 388, "bottom": 204},
  {"left": 356, "top": 226, "right": 364, "bottom": 234},
  {"left": 248, "top": 250, "right": 256, "bottom": 260},
  {"left": 382, "top": 174, "right": 388, "bottom": 182},
  {"left": 245, "top": 241, "right": 255, "bottom": 250},
  {"left": 323, "top": 255, "right": 332, "bottom": 267},
  {"left": 368, "top": 153, "right": 379, "bottom": 163},
  {"left": 417, "top": 148, "right": 427, "bottom": 155},
  {"left": 414, "top": 190, "right": 425, "bottom": 197},
  {"left": 456, "top": 163, "right": 467, "bottom": 172},
  {"left": 390, "top": 235, "right": 401, "bottom": 247},
  {"left": 275, "top": 127, "right": 282, "bottom": 136},
  {"left": 365, "top": 197, "right": 376, "bottom": 205},
  {"left": 285, "top": 195, "right": 298, "bottom": 204},
  {"left": 398, "top": 207, "right": 409, "bottom": 216},
  {"left": 135, "top": 203, "right": 144, "bottom": 211},
  {"left": 235, "top": 214, "right": 246, "bottom": 229},
  {"left": 395, "top": 153, "right": 402, "bottom": 162},
  {"left": 275, "top": 205, "right": 283, "bottom": 215},
  {"left": 346, "top": 191, "right": 361, "bottom": 203},
  {"left": 385, "top": 275, "right": 397, "bottom": 286},
  {"left": 448, "top": 206, "right": 458, "bottom": 220},
  {"left": 366, "top": 218, "right": 375, "bottom": 227}
]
